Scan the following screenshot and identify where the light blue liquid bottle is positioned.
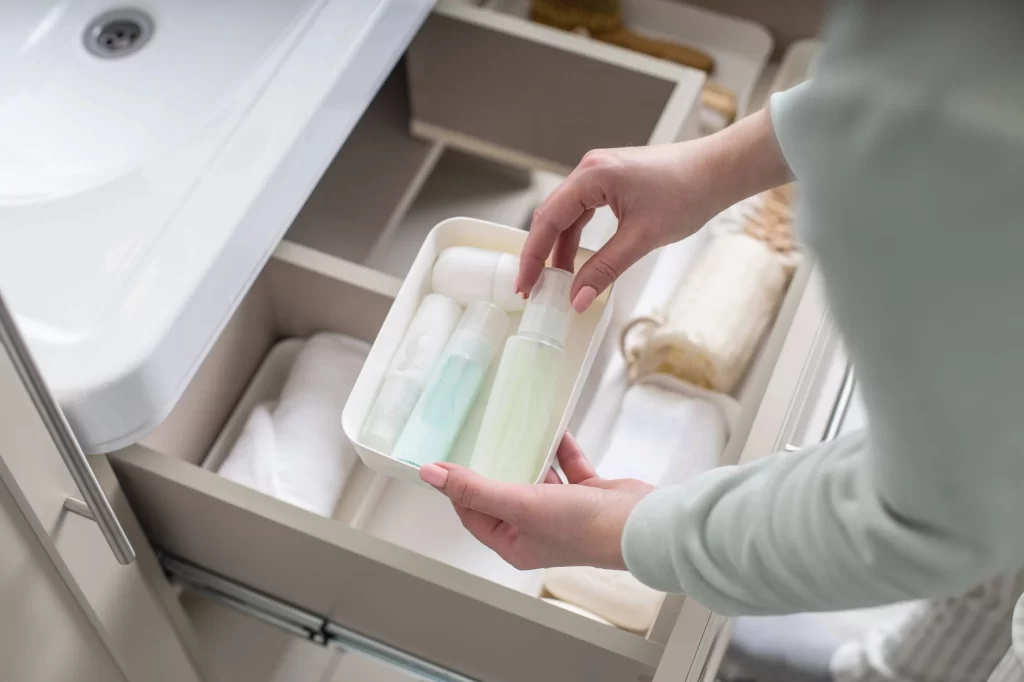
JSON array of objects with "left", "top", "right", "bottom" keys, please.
[{"left": 392, "top": 302, "right": 508, "bottom": 467}]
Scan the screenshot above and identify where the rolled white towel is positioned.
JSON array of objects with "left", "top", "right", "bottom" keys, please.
[
  {"left": 216, "top": 403, "right": 280, "bottom": 497},
  {"left": 218, "top": 333, "right": 370, "bottom": 517},
  {"left": 596, "top": 382, "right": 727, "bottom": 486}
]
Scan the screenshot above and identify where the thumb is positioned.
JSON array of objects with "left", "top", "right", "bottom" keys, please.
[
  {"left": 570, "top": 225, "right": 650, "bottom": 313},
  {"left": 420, "top": 463, "right": 531, "bottom": 524}
]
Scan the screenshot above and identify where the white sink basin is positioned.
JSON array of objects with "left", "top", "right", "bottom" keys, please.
[
  {"left": 0, "top": 0, "right": 433, "bottom": 452},
  {"left": 2, "top": 1, "right": 317, "bottom": 201}
]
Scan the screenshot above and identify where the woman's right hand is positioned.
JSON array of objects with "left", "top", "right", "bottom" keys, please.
[
  {"left": 518, "top": 142, "right": 717, "bottom": 313},
  {"left": 518, "top": 108, "right": 792, "bottom": 312}
]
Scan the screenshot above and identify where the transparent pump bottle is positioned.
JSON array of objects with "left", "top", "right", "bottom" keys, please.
[
  {"left": 470, "top": 268, "right": 574, "bottom": 483},
  {"left": 392, "top": 302, "right": 508, "bottom": 467}
]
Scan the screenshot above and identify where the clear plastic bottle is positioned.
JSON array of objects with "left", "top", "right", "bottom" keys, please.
[
  {"left": 470, "top": 268, "right": 574, "bottom": 483},
  {"left": 392, "top": 302, "right": 508, "bottom": 467},
  {"left": 360, "top": 294, "right": 462, "bottom": 454}
]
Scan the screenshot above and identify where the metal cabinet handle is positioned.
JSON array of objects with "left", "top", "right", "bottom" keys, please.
[
  {"left": 784, "top": 361, "right": 856, "bottom": 453},
  {"left": 821, "top": 362, "right": 856, "bottom": 443},
  {"left": 0, "top": 291, "right": 135, "bottom": 565}
]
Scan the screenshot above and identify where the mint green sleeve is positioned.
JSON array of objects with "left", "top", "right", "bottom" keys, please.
[
  {"left": 620, "top": 62, "right": 1024, "bottom": 616},
  {"left": 622, "top": 432, "right": 982, "bottom": 616}
]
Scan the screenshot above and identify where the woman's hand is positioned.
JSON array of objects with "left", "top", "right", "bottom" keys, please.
[
  {"left": 518, "top": 108, "right": 792, "bottom": 312},
  {"left": 419, "top": 433, "right": 654, "bottom": 571}
]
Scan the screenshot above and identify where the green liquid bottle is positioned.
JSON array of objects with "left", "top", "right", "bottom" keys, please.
[
  {"left": 392, "top": 302, "right": 508, "bottom": 467},
  {"left": 471, "top": 268, "right": 574, "bottom": 483}
]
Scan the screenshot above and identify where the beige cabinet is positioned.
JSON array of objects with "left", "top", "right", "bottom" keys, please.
[
  {"left": 0, "top": 324, "right": 206, "bottom": 682},
  {"left": 0, "top": 471, "right": 127, "bottom": 682}
]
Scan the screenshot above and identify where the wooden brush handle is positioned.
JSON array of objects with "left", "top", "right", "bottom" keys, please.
[
  {"left": 530, "top": 0, "right": 622, "bottom": 34},
  {"left": 701, "top": 80, "right": 737, "bottom": 124},
  {"left": 594, "top": 27, "right": 715, "bottom": 73}
]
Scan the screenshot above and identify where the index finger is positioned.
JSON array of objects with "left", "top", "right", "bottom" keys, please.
[{"left": 520, "top": 170, "right": 607, "bottom": 294}]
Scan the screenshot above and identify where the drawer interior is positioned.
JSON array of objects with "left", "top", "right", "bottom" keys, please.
[
  {"left": 113, "top": 247, "right": 664, "bottom": 682},
  {"left": 115, "top": 226, "right": 810, "bottom": 662},
  {"left": 283, "top": 60, "right": 546, "bottom": 278},
  {"left": 406, "top": 0, "right": 704, "bottom": 174}
]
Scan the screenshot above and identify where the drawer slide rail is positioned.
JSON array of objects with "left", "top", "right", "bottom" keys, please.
[{"left": 161, "top": 553, "right": 481, "bottom": 682}]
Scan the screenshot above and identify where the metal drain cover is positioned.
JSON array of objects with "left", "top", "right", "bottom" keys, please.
[{"left": 84, "top": 8, "right": 154, "bottom": 59}]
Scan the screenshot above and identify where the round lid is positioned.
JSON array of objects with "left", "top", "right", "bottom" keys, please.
[
  {"left": 431, "top": 246, "right": 525, "bottom": 312},
  {"left": 518, "top": 267, "right": 573, "bottom": 347}
]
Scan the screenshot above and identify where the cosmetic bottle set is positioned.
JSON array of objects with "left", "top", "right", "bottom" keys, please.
[{"left": 360, "top": 246, "right": 575, "bottom": 482}]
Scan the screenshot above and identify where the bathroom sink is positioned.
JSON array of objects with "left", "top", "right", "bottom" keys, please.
[
  {"left": 2, "top": 1, "right": 318, "bottom": 201},
  {"left": 0, "top": 0, "right": 433, "bottom": 452}
]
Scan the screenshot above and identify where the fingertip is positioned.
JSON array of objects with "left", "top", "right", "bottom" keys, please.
[
  {"left": 571, "top": 286, "right": 598, "bottom": 314},
  {"left": 419, "top": 463, "right": 449, "bottom": 489}
]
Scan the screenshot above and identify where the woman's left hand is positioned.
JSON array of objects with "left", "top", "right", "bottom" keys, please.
[{"left": 419, "top": 432, "right": 654, "bottom": 571}]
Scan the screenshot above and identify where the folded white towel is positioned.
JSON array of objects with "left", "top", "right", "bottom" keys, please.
[
  {"left": 543, "top": 383, "right": 727, "bottom": 632},
  {"left": 218, "top": 333, "right": 370, "bottom": 517},
  {"left": 596, "top": 383, "right": 727, "bottom": 486}
]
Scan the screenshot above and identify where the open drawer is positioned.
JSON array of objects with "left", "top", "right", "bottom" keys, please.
[
  {"left": 406, "top": 0, "right": 705, "bottom": 175},
  {"left": 105, "top": 230, "right": 831, "bottom": 682},
  {"left": 109, "top": 245, "right": 663, "bottom": 682}
]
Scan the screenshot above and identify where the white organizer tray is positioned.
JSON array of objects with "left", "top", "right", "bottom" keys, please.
[{"left": 342, "top": 217, "right": 614, "bottom": 486}]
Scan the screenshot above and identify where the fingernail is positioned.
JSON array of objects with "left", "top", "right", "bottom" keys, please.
[
  {"left": 571, "top": 286, "right": 597, "bottom": 313},
  {"left": 513, "top": 274, "right": 520, "bottom": 294},
  {"left": 420, "top": 464, "right": 448, "bottom": 489}
]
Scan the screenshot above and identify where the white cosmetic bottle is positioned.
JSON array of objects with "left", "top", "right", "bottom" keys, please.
[
  {"left": 431, "top": 246, "right": 525, "bottom": 312},
  {"left": 470, "top": 268, "right": 574, "bottom": 483},
  {"left": 361, "top": 293, "right": 462, "bottom": 454}
]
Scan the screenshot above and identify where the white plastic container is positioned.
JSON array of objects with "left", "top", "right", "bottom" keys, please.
[{"left": 342, "top": 218, "right": 615, "bottom": 486}]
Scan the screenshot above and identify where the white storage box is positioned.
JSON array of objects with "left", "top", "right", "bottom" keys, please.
[{"left": 342, "top": 217, "right": 614, "bottom": 486}]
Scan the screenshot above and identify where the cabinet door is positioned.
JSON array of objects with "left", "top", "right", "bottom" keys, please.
[
  {"left": 0, "top": 317, "right": 206, "bottom": 682},
  {"left": 0, "top": 473, "right": 128, "bottom": 682}
]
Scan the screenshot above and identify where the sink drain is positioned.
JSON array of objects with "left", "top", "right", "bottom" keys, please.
[{"left": 83, "top": 8, "right": 154, "bottom": 59}]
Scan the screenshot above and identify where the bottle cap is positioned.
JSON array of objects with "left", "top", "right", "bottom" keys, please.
[
  {"left": 447, "top": 301, "right": 508, "bottom": 365},
  {"left": 432, "top": 247, "right": 526, "bottom": 312},
  {"left": 491, "top": 252, "right": 522, "bottom": 312},
  {"left": 518, "top": 267, "right": 573, "bottom": 348}
]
